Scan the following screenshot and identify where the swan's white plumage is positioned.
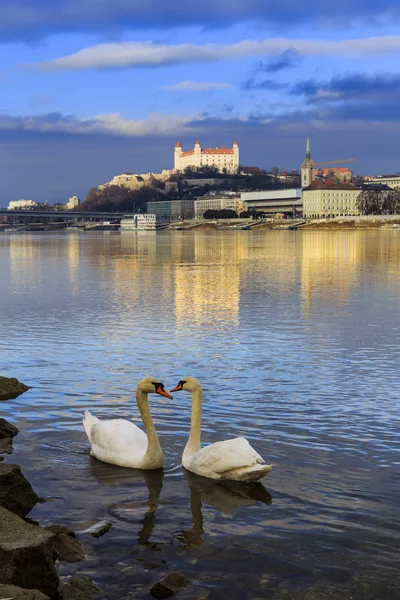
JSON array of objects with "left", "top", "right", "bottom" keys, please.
[
  {"left": 82, "top": 377, "right": 166, "bottom": 470},
  {"left": 173, "top": 377, "right": 274, "bottom": 482}
]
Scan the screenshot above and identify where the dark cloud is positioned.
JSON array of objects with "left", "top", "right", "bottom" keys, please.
[
  {"left": 291, "top": 72, "right": 400, "bottom": 101},
  {"left": 0, "top": 1, "right": 399, "bottom": 41},
  {"left": 257, "top": 51, "right": 300, "bottom": 73},
  {"left": 241, "top": 78, "right": 288, "bottom": 90}
]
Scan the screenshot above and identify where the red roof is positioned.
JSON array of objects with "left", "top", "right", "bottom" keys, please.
[{"left": 175, "top": 141, "right": 182, "bottom": 148}]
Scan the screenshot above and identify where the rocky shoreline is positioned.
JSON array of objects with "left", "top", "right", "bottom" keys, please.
[{"left": 0, "top": 376, "right": 207, "bottom": 600}]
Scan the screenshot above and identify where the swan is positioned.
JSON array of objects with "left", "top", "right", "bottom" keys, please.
[
  {"left": 170, "top": 377, "right": 273, "bottom": 482},
  {"left": 83, "top": 377, "right": 172, "bottom": 469}
]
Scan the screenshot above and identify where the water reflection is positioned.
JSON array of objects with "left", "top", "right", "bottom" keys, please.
[{"left": 89, "top": 458, "right": 164, "bottom": 548}]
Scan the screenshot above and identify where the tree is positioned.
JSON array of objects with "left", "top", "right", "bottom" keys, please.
[
  {"left": 270, "top": 166, "right": 280, "bottom": 178},
  {"left": 358, "top": 189, "right": 400, "bottom": 215},
  {"left": 80, "top": 185, "right": 163, "bottom": 213}
]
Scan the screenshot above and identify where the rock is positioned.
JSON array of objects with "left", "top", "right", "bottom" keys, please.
[
  {"left": 0, "top": 418, "right": 19, "bottom": 438},
  {"left": 0, "top": 463, "right": 39, "bottom": 517},
  {"left": 150, "top": 572, "right": 191, "bottom": 599},
  {"left": 0, "top": 584, "right": 50, "bottom": 599},
  {"left": 0, "top": 506, "right": 59, "bottom": 597},
  {"left": 0, "top": 376, "right": 30, "bottom": 401},
  {"left": 79, "top": 520, "right": 112, "bottom": 538},
  {"left": 0, "top": 455, "right": 4, "bottom": 461},
  {"left": 0, "top": 436, "right": 13, "bottom": 454},
  {"left": 57, "top": 575, "right": 100, "bottom": 600},
  {"left": 51, "top": 533, "right": 85, "bottom": 563}
]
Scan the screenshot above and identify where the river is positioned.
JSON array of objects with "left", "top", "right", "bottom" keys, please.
[{"left": 0, "top": 230, "right": 399, "bottom": 599}]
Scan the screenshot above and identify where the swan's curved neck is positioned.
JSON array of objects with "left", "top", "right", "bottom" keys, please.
[
  {"left": 184, "top": 384, "right": 202, "bottom": 460},
  {"left": 136, "top": 388, "right": 161, "bottom": 464}
]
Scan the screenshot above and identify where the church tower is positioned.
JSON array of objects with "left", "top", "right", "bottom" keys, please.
[
  {"left": 301, "top": 138, "right": 314, "bottom": 187},
  {"left": 174, "top": 141, "right": 183, "bottom": 170}
]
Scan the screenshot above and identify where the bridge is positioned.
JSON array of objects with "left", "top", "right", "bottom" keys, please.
[{"left": 0, "top": 209, "right": 126, "bottom": 221}]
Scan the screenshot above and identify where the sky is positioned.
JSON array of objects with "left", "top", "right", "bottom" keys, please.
[{"left": 0, "top": 1, "right": 400, "bottom": 203}]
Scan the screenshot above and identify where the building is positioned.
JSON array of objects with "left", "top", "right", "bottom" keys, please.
[
  {"left": 147, "top": 200, "right": 195, "bottom": 221},
  {"left": 302, "top": 181, "right": 361, "bottom": 218},
  {"left": 174, "top": 140, "right": 239, "bottom": 174},
  {"left": 314, "top": 167, "right": 352, "bottom": 183},
  {"left": 241, "top": 189, "right": 303, "bottom": 216},
  {"left": 8, "top": 199, "right": 37, "bottom": 210},
  {"left": 301, "top": 138, "right": 314, "bottom": 188},
  {"left": 369, "top": 175, "right": 400, "bottom": 189},
  {"left": 66, "top": 196, "right": 80, "bottom": 209},
  {"left": 301, "top": 139, "right": 353, "bottom": 186},
  {"left": 99, "top": 170, "right": 173, "bottom": 191},
  {"left": 120, "top": 214, "right": 157, "bottom": 230},
  {"left": 194, "top": 194, "right": 246, "bottom": 218}
]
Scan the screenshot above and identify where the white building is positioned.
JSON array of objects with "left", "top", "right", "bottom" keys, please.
[
  {"left": 66, "top": 196, "right": 80, "bottom": 209},
  {"left": 369, "top": 175, "right": 400, "bottom": 189},
  {"left": 302, "top": 183, "right": 361, "bottom": 218},
  {"left": 8, "top": 199, "right": 37, "bottom": 210},
  {"left": 194, "top": 195, "right": 245, "bottom": 218},
  {"left": 120, "top": 214, "right": 157, "bottom": 230},
  {"left": 174, "top": 140, "right": 239, "bottom": 174},
  {"left": 241, "top": 189, "right": 303, "bottom": 216}
]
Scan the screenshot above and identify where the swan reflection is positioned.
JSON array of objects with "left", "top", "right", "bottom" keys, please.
[
  {"left": 88, "top": 460, "right": 272, "bottom": 551},
  {"left": 172, "top": 469, "right": 272, "bottom": 549},
  {"left": 89, "top": 458, "right": 164, "bottom": 547}
]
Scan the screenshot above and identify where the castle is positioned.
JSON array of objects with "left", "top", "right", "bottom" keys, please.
[{"left": 174, "top": 140, "right": 239, "bottom": 174}]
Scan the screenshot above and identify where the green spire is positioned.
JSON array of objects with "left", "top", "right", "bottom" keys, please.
[{"left": 303, "top": 137, "right": 313, "bottom": 166}]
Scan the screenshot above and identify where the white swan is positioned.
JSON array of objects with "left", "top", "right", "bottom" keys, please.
[
  {"left": 83, "top": 377, "right": 172, "bottom": 469},
  {"left": 170, "top": 377, "right": 273, "bottom": 482}
]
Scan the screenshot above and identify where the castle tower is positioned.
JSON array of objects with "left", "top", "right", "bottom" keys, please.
[
  {"left": 301, "top": 138, "right": 314, "bottom": 187},
  {"left": 174, "top": 141, "right": 182, "bottom": 170},
  {"left": 233, "top": 141, "right": 239, "bottom": 172}
]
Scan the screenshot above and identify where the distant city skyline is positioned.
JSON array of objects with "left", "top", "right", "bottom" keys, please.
[{"left": 0, "top": 1, "right": 399, "bottom": 203}]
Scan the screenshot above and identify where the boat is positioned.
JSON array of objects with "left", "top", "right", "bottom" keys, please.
[{"left": 120, "top": 214, "right": 158, "bottom": 231}]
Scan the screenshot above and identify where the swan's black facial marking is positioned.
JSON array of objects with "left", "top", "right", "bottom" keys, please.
[
  {"left": 170, "top": 380, "right": 186, "bottom": 392},
  {"left": 153, "top": 382, "right": 173, "bottom": 399}
]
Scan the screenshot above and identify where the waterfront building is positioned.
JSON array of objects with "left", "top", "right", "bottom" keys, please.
[
  {"left": 314, "top": 167, "right": 352, "bottom": 183},
  {"left": 369, "top": 175, "right": 400, "bottom": 189},
  {"left": 194, "top": 194, "right": 246, "bottom": 218},
  {"left": 120, "top": 213, "right": 157, "bottom": 230},
  {"left": 147, "top": 199, "right": 195, "bottom": 221},
  {"left": 302, "top": 181, "right": 361, "bottom": 218},
  {"left": 241, "top": 189, "right": 303, "bottom": 216},
  {"left": 174, "top": 140, "right": 239, "bottom": 174},
  {"left": 8, "top": 199, "right": 37, "bottom": 210}
]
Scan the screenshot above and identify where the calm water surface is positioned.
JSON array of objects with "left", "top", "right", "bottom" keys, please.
[{"left": 0, "top": 230, "right": 400, "bottom": 599}]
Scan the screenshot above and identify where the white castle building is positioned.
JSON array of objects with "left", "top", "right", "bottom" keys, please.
[{"left": 174, "top": 140, "right": 239, "bottom": 174}]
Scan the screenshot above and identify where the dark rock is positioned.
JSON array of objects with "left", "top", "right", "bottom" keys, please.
[
  {"left": 0, "top": 584, "right": 50, "bottom": 599},
  {"left": 150, "top": 572, "right": 191, "bottom": 599},
  {"left": 52, "top": 533, "right": 85, "bottom": 562},
  {"left": 0, "top": 376, "right": 30, "bottom": 401},
  {"left": 0, "top": 436, "right": 13, "bottom": 454},
  {"left": 0, "top": 463, "right": 39, "bottom": 517},
  {"left": 0, "top": 455, "right": 4, "bottom": 461},
  {"left": 0, "top": 506, "right": 59, "bottom": 597},
  {"left": 45, "top": 524, "right": 76, "bottom": 538},
  {"left": 0, "top": 418, "right": 19, "bottom": 438},
  {"left": 57, "top": 575, "right": 100, "bottom": 600},
  {"left": 79, "top": 520, "right": 112, "bottom": 538}
]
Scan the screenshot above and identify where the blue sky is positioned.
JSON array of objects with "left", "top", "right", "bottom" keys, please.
[{"left": 0, "top": 0, "right": 399, "bottom": 203}]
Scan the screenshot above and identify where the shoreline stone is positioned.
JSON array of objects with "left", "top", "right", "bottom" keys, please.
[
  {"left": 150, "top": 572, "right": 191, "bottom": 599},
  {"left": 0, "top": 463, "right": 39, "bottom": 517},
  {"left": 0, "top": 376, "right": 30, "bottom": 401},
  {"left": 0, "top": 584, "right": 50, "bottom": 599},
  {"left": 0, "top": 506, "right": 59, "bottom": 597},
  {"left": 0, "top": 418, "right": 19, "bottom": 438}
]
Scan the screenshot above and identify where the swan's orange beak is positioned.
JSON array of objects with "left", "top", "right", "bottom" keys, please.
[
  {"left": 170, "top": 382, "right": 183, "bottom": 392},
  {"left": 157, "top": 388, "right": 173, "bottom": 399}
]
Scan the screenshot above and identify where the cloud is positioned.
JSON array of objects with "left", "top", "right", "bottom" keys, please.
[
  {"left": 241, "top": 78, "right": 288, "bottom": 90},
  {"left": 291, "top": 72, "right": 400, "bottom": 102},
  {"left": 0, "top": 111, "right": 203, "bottom": 137},
  {"left": 29, "top": 36, "right": 400, "bottom": 71},
  {"left": 257, "top": 50, "right": 300, "bottom": 73},
  {"left": 2, "top": 1, "right": 400, "bottom": 41},
  {"left": 163, "top": 81, "right": 233, "bottom": 92}
]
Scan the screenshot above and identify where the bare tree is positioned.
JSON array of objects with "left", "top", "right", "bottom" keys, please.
[{"left": 358, "top": 189, "right": 400, "bottom": 215}]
